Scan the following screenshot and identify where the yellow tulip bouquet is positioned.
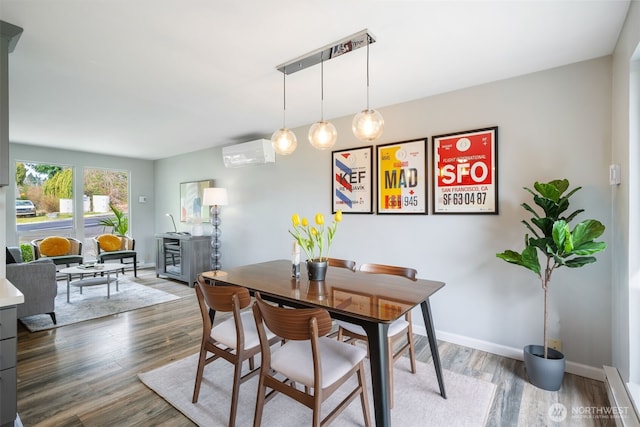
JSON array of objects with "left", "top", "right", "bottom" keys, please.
[{"left": 289, "top": 210, "right": 342, "bottom": 262}]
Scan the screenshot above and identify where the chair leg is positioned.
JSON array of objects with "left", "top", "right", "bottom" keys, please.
[
  {"left": 312, "top": 396, "right": 322, "bottom": 427},
  {"left": 133, "top": 254, "right": 137, "bottom": 277},
  {"left": 192, "top": 348, "right": 208, "bottom": 403},
  {"left": 357, "top": 362, "right": 372, "bottom": 427},
  {"left": 253, "top": 374, "right": 267, "bottom": 427},
  {"left": 407, "top": 327, "right": 417, "bottom": 374},
  {"left": 229, "top": 359, "right": 243, "bottom": 427},
  {"left": 48, "top": 312, "right": 57, "bottom": 325}
]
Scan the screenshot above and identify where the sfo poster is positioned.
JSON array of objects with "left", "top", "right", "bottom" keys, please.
[{"left": 432, "top": 127, "right": 498, "bottom": 214}]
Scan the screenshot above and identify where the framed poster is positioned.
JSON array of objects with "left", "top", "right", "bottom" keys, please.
[
  {"left": 180, "top": 179, "right": 214, "bottom": 222},
  {"left": 432, "top": 126, "right": 498, "bottom": 214},
  {"left": 332, "top": 146, "right": 373, "bottom": 214},
  {"left": 376, "top": 138, "right": 427, "bottom": 214}
]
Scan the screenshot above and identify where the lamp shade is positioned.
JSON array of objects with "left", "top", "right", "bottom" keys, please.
[
  {"left": 308, "top": 120, "right": 337, "bottom": 150},
  {"left": 202, "top": 187, "right": 228, "bottom": 206},
  {"left": 271, "top": 128, "right": 297, "bottom": 155},
  {"left": 352, "top": 108, "right": 384, "bottom": 141}
]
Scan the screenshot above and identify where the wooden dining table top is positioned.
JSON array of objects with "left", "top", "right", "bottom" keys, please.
[{"left": 201, "top": 259, "right": 445, "bottom": 323}]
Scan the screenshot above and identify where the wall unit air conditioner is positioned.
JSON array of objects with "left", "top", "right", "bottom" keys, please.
[{"left": 222, "top": 139, "right": 276, "bottom": 168}]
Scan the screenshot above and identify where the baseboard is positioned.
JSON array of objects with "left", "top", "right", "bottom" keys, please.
[
  {"left": 411, "top": 324, "right": 605, "bottom": 381},
  {"left": 603, "top": 366, "right": 640, "bottom": 427}
]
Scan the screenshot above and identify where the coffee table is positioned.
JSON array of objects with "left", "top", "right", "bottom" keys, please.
[{"left": 59, "top": 263, "right": 126, "bottom": 302}]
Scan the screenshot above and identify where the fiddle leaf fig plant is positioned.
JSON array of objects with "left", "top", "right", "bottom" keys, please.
[{"left": 496, "top": 179, "right": 606, "bottom": 359}]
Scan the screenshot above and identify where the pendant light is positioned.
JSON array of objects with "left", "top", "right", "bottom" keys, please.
[
  {"left": 308, "top": 53, "right": 337, "bottom": 150},
  {"left": 271, "top": 72, "right": 297, "bottom": 155},
  {"left": 352, "top": 35, "right": 384, "bottom": 142}
]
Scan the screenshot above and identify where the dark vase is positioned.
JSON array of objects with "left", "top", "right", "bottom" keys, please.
[
  {"left": 523, "top": 344, "right": 566, "bottom": 391},
  {"left": 307, "top": 260, "right": 328, "bottom": 281}
]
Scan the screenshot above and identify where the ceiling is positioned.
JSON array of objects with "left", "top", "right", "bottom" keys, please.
[{"left": 1, "top": 0, "right": 631, "bottom": 160}]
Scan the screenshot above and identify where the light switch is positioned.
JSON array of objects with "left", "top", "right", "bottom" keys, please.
[{"left": 609, "top": 164, "right": 621, "bottom": 186}]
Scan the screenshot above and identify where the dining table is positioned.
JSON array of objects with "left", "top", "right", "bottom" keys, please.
[{"left": 201, "top": 259, "right": 446, "bottom": 427}]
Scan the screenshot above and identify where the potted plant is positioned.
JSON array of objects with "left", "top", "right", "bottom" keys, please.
[
  {"left": 289, "top": 210, "right": 342, "bottom": 281},
  {"left": 99, "top": 203, "right": 129, "bottom": 235},
  {"left": 496, "top": 179, "right": 606, "bottom": 391}
]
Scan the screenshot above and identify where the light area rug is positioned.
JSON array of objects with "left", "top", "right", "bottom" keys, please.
[
  {"left": 19, "top": 278, "right": 182, "bottom": 332},
  {"left": 139, "top": 353, "right": 496, "bottom": 427}
]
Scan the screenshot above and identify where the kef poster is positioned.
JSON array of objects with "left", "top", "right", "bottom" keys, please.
[{"left": 332, "top": 146, "right": 373, "bottom": 214}]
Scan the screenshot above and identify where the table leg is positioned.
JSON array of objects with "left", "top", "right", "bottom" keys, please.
[
  {"left": 66, "top": 274, "right": 71, "bottom": 303},
  {"left": 362, "top": 321, "right": 391, "bottom": 427},
  {"left": 420, "top": 299, "right": 447, "bottom": 398},
  {"left": 107, "top": 271, "right": 111, "bottom": 298}
]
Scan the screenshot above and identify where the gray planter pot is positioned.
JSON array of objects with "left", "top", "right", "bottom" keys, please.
[
  {"left": 307, "top": 260, "right": 328, "bottom": 281},
  {"left": 523, "top": 344, "right": 566, "bottom": 391}
]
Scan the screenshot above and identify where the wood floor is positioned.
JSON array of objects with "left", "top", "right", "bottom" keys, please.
[{"left": 15, "top": 268, "right": 613, "bottom": 426}]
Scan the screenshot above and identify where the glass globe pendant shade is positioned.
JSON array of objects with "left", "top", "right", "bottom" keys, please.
[
  {"left": 308, "top": 120, "right": 337, "bottom": 150},
  {"left": 352, "top": 108, "right": 384, "bottom": 142},
  {"left": 271, "top": 128, "right": 297, "bottom": 155}
]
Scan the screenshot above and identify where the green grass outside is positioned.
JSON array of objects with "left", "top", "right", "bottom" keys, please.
[{"left": 16, "top": 212, "right": 111, "bottom": 224}]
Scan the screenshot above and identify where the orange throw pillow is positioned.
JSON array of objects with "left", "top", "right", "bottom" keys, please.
[
  {"left": 97, "top": 234, "right": 122, "bottom": 252},
  {"left": 39, "top": 236, "right": 71, "bottom": 256}
]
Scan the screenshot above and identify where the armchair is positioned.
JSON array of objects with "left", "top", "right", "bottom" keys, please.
[
  {"left": 31, "top": 236, "right": 83, "bottom": 267},
  {"left": 93, "top": 234, "right": 137, "bottom": 277},
  {"left": 6, "top": 247, "right": 57, "bottom": 324}
]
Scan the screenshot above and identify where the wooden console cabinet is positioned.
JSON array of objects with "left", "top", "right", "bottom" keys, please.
[{"left": 155, "top": 233, "right": 211, "bottom": 287}]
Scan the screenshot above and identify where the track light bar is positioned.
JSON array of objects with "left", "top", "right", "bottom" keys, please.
[{"left": 276, "top": 29, "right": 375, "bottom": 75}]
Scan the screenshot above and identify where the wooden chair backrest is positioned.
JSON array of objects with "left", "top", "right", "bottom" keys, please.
[
  {"left": 359, "top": 263, "right": 418, "bottom": 281},
  {"left": 253, "top": 293, "right": 333, "bottom": 340},
  {"left": 328, "top": 258, "right": 356, "bottom": 272},
  {"left": 195, "top": 276, "right": 251, "bottom": 313}
]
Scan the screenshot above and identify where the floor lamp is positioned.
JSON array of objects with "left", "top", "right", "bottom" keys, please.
[{"left": 202, "top": 187, "right": 228, "bottom": 275}]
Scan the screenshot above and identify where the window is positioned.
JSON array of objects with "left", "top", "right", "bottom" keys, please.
[
  {"left": 83, "top": 167, "right": 129, "bottom": 259},
  {"left": 14, "top": 162, "right": 130, "bottom": 263},
  {"left": 15, "top": 161, "right": 74, "bottom": 244}
]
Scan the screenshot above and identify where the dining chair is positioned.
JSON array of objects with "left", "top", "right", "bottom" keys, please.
[
  {"left": 252, "top": 292, "right": 372, "bottom": 427},
  {"left": 335, "top": 262, "right": 418, "bottom": 408},
  {"left": 192, "top": 276, "right": 278, "bottom": 427},
  {"left": 328, "top": 257, "right": 356, "bottom": 272}
]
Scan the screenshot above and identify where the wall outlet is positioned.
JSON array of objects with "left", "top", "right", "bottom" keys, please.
[{"left": 549, "top": 338, "right": 562, "bottom": 352}]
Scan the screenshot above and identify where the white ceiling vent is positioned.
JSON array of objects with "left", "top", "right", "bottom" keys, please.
[{"left": 222, "top": 139, "right": 276, "bottom": 168}]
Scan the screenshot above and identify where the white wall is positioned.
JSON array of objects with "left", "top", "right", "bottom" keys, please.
[{"left": 156, "top": 56, "right": 613, "bottom": 372}]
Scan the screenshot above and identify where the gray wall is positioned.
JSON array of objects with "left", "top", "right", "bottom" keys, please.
[
  {"left": 155, "top": 56, "right": 613, "bottom": 374},
  {"left": 611, "top": 0, "right": 640, "bottom": 385}
]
